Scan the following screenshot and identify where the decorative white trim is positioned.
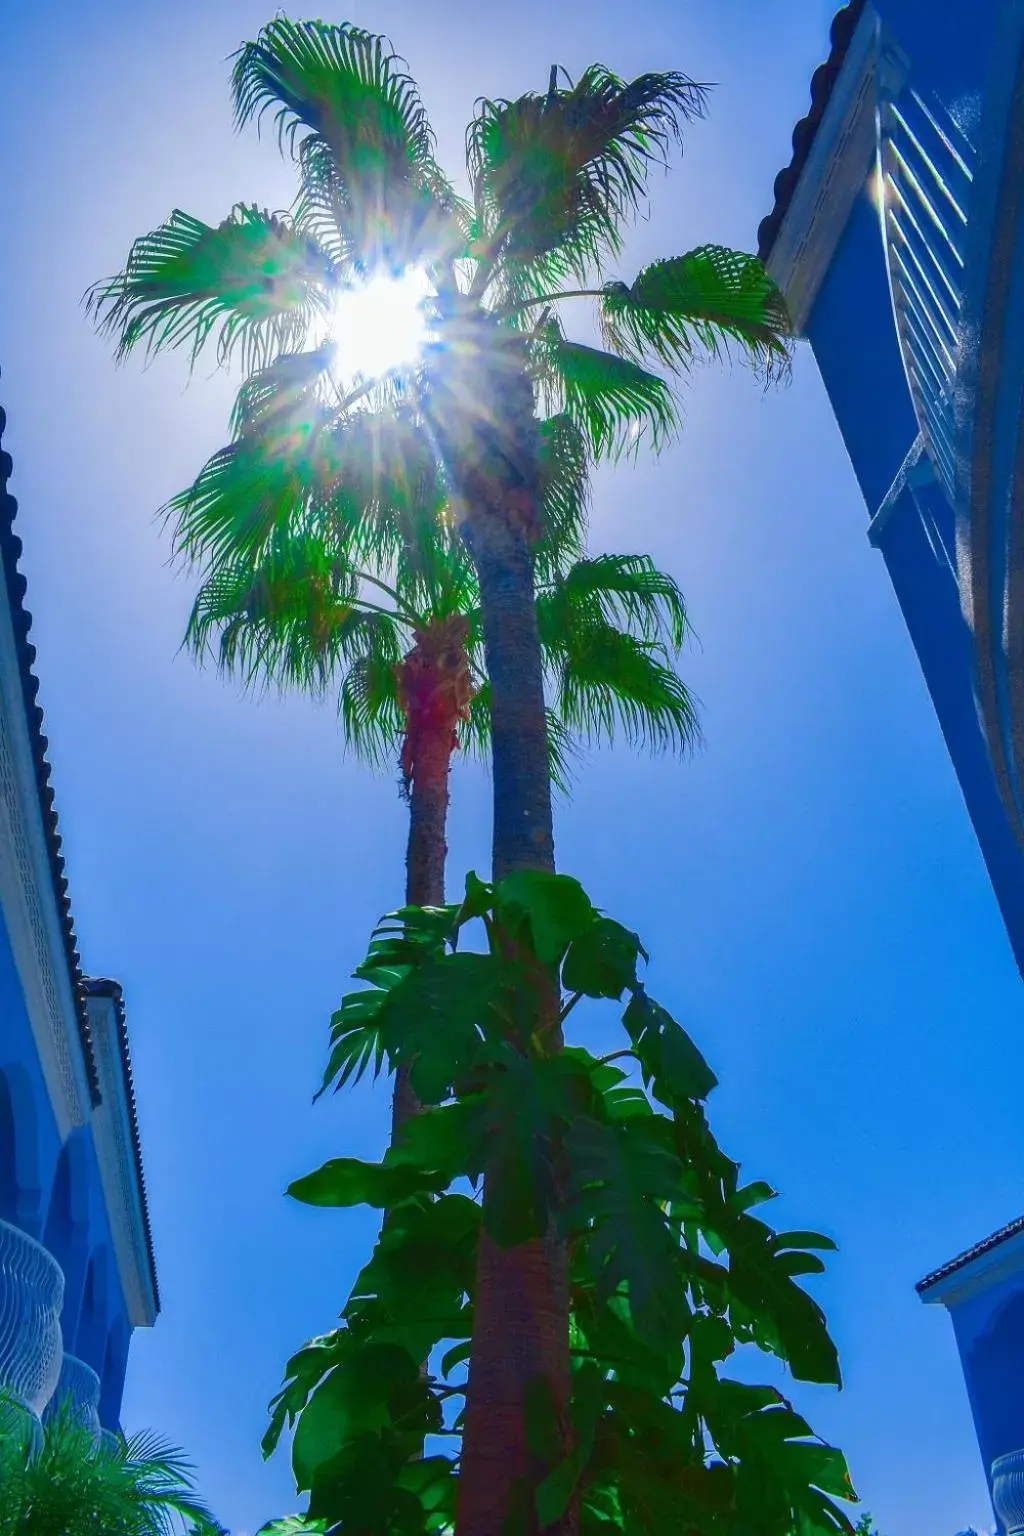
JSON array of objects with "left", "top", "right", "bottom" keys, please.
[
  {"left": 85, "top": 994, "right": 157, "bottom": 1329},
  {"left": 766, "top": 5, "right": 884, "bottom": 334},
  {"left": 920, "top": 1226, "right": 1024, "bottom": 1309},
  {"left": 0, "top": 591, "right": 89, "bottom": 1139}
]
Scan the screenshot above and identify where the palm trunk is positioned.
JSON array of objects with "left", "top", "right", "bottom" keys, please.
[
  {"left": 457, "top": 510, "right": 570, "bottom": 1536},
  {"left": 391, "top": 716, "right": 451, "bottom": 1137},
  {"left": 390, "top": 615, "right": 472, "bottom": 1139}
]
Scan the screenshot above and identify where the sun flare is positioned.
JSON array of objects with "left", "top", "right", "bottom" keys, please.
[{"left": 327, "top": 268, "right": 433, "bottom": 384}]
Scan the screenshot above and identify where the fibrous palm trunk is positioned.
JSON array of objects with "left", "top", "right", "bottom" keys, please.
[
  {"left": 442, "top": 332, "right": 571, "bottom": 1536},
  {"left": 391, "top": 615, "right": 472, "bottom": 1138}
]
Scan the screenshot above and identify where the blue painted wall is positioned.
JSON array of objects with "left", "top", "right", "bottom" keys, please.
[
  {"left": 0, "top": 902, "right": 133, "bottom": 1429},
  {"left": 802, "top": 14, "right": 1024, "bottom": 981}
]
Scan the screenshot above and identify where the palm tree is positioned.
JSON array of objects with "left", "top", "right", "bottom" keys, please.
[
  {"left": 88, "top": 21, "right": 789, "bottom": 1532},
  {"left": 0, "top": 1396, "right": 216, "bottom": 1536},
  {"left": 186, "top": 525, "right": 697, "bottom": 1132}
]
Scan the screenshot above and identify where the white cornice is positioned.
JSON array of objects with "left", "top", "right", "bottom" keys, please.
[
  {"left": 766, "top": 6, "right": 883, "bottom": 334},
  {"left": 0, "top": 582, "right": 90, "bottom": 1140},
  {"left": 85, "top": 993, "right": 157, "bottom": 1329}
]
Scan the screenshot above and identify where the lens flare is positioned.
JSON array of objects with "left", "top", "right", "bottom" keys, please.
[{"left": 328, "top": 268, "right": 433, "bottom": 383}]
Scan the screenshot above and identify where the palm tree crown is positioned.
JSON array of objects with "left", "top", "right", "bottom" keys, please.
[{"left": 88, "top": 19, "right": 788, "bottom": 582}]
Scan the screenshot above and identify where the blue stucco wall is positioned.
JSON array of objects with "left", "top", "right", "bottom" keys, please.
[
  {"left": 0, "top": 904, "right": 133, "bottom": 1428},
  {"left": 806, "top": 191, "right": 919, "bottom": 515},
  {"left": 803, "top": 40, "right": 1024, "bottom": 980},
  {"left": 948, "top": 1266, "right": 1024, "bottom": 1489}
]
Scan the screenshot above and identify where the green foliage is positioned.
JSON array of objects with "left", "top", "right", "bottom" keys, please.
[
  {"left": 269, "top": 872, "right": 855, "bottom": 1536},
  {"left": 600, "top": 246, "right": 791, "bottom": 381},
  {"left": 0, "top": 1396, "right": 217, "bottom": 1536}
]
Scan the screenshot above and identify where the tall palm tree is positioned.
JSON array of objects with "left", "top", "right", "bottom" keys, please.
[
  {"left": 0, "top": 1396, "right": 216, "bottom": 1536},
  {"left": 186, "top": 526, "right": 697, "bottom": 1131},
  {"left": 89, "top": 21, "right": 790, "bottom": 1532}
]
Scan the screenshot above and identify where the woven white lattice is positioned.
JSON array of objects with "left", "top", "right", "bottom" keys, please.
[
  {"left": 0, "top": 1216, "right": 63, "bottom": 1416},
  {"left": 49, "top": 1350, "right": 101, "bottom": 1442}
]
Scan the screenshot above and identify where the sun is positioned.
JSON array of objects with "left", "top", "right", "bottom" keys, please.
[{"left": 327, "top": 267, "right": 433, "bottom": 384}]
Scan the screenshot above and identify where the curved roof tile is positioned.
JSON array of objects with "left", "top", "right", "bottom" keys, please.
[
  {"left": 0, "top": 396, "right": 157, "bottom": 1306},
  {"left": 757, "top": 0, "right": 869, "bottom": 262},
  {"left": 917, "top": 1214, "right": 1024, "bottom": 1295}
]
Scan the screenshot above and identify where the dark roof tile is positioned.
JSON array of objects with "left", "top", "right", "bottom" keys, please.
[
  {"left": 917, "top": 1215, "right": 1024, "bottom": 1295},
  {"left": 757, "top": 0, "right": 869, "bottom": 261},
  {"left": 0, "top": 397, "right": 157, "bottom": 1309}
]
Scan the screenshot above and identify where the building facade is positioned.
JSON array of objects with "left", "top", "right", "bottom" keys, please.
[
  {"left": 0, "top": 399, "right": 157, "bottom": 1440},
  {"left": 760, "top": 0, "right": 1024, "bottom": 979},
  {"left": 759, "top": 2, "right": 1024, "bottom": 1526}
]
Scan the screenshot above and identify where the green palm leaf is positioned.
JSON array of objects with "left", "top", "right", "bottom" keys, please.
[
  {"left": 232, "top": 19, "right": 462, "bottom": 270},
  {"left": 545, "top": 619, "right": 700, "bottom": 755},
  {"left": 86, "top": 205, "right": 335, "bottom": 369},
  {"left": 601, "top": 246, "right": 791, "bottom": 378},
  {"left": 535, "top": 413, "right": 589, "bottom": 581},
  {"left": 538, "top": 333, "right": 677, "bottom": 459},
  {"left": 0, "top": 1396, "right": 216, "bottom": 1536},
  {"left": 468, "top": 66, "right": 706, "bottom": 299},
  {"left": 550, "top": 554, "right": 689, "bottom": 648}
]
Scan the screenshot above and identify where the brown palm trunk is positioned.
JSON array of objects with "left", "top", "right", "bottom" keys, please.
[
  {"left": 426, "top": 319, "right": 571, "bottom": 1536},
  {"left": 391, "top": 615, "right": 472, "bottom": 1139},
  {"left": 456, "top": 506, "right": 569, "bottom": 1536}
]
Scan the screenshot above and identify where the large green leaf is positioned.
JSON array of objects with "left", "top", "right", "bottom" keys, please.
[
  {"left": 623, "top": 988, "right": 718, "bottom": 1103},
  {"left": 562, "top": 917, "right": 645, "bottom": 999},
  {"left": 287, "top": 1156, "right": 444, "bottom": 1209},
  {"left": 567, "top": 1115, "right": 690, "bottom": 1351},
  {"left": 495, "top": 869, "right": 595, "bottom": 962},
  {"left": 292, "top": 1342, "right": 427, "bottom": 1491},
  {"left": 377, "top": 951, "right": 521, "bottom": 1100},
  {"left": 705, "top": 1379, "right": 856, "bottom": 1535},
  {"left": 468, "top": 1050, "right": 597, "bottom": 1246},
  {"left": 727, "top": 1222, "right": 842, "bottom": 1387},
  {"left": 233, "top": 19, "right": 464, "bottom": 272},
  {"left": 264, "top": 1330, "right": 350, "bottom": 1457}
]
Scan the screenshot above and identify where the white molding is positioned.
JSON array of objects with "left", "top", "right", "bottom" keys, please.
[
  {"left": 85, "top": 994, "right": 157, "bottom": 1329},
  {"left": 0, "top": 590, "right": 90, "bottom": 1139},
  {"left": 766, "top": 5, "right": 883, "bottom": 334},
  {"left": 920, "top": 1226, "right": 1024, "bottom": 1311}
]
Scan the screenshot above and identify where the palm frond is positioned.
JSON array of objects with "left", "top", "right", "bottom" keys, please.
[
  {"left": 167, "top": 420, "right": 327, "bottom": 567},
  {"left": 86, "top": 205, "right": 335, "bottom": 370},
  {"left": 546, "top": 554, "right": 690, "bottom": 649},
  {"left": 168, "top": 399, "right": 447, "bottom": 574},
  {"left": 187, "top": 540, "right": 372, "bottom": 693},
  {"left": 601, "top": 246, "right": 792, "bottom": 379},
  {"left": 534, "top": 412, "right": 590, "bottom": 581},
  {"left": 230, "top": 345, "right": 335, "bottom": 438},
  {"left": 552, "top": 621, "right": 700, "bottom": 755},
  {"left": 232, "top": 19, "right": 461, "bottom": 271},
  {"left": 339, "top": 625, "right": 406, "bottom": 767},
  {"left": 467, "top": 65, "right": 706, "bottom": 300},
  {"left": 535, "top": 328, "right": 678, "bottom": 459},
  {"left": 0, "top": 1395, "right": 215, "bottom": 1536}
]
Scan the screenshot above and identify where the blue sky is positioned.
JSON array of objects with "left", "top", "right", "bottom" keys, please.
[{"left": 1, "top": 1, "right": 1020, "bottom": 1531}]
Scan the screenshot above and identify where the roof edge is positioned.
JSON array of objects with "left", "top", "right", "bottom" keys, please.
[
  {"left": 0, "top": 402, "right": 99, "bottom": 1105},
  {"left": 82, "top": 977, "right": 159, "bottom": 1312},
  {"left": 917, "top": 1214, "right": 1024, "bottom": 1297},
  {"left": 757, "top": 0, "right": 870, "bottom": 262}
]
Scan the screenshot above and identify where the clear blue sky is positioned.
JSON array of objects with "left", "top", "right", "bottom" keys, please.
[{"left": 1, "top": 1, "right": 1019, "bottom": 1531}]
